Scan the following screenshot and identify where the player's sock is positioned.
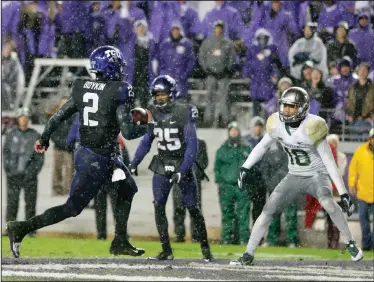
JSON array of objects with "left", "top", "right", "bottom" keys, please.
[
  {"left": 20, "top": 204, "right": 72, "bottom": 235},
  {"left": 114, "top": 199, "right": 131, "bottom": 238},
  {"left": 319, "top": 198, "right": 353, "bottom": 242},
  {"left": 188, "top": 207, "right": 209, "bottom": 249},
  {"left": 245, "top": 212, "right": 273, "bottom": 256},
  {"left": 154, "top": 204, "right": 170, "bottom": 244}
]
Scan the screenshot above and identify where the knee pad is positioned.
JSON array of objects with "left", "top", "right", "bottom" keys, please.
[{"left": 320, "top": 197, "right": 338, "bottom": 214}]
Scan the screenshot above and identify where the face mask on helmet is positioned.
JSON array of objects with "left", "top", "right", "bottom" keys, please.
[
  {"left": 153, "top": 92, "right": 171, "bottom": 108},
  {"left": 278, "top": 87, "right": 310, "bottom": 123}
]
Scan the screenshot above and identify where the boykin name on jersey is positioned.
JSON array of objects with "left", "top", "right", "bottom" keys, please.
[{"left": 83, "top": 81, "right": 106, "bottom": 91}]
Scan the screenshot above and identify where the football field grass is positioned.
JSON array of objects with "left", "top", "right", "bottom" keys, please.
[{"left": 2, "top": 236, "right": 373, "bottom": 260}]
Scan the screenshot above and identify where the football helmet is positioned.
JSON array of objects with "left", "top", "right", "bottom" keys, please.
[
  {"left": 150, "top": 75, "right": 180, "bottom": 108},
  {"left": 89, "top": 45, "right": 127, "bottom": 81},
  {"left": 278, "top": 87, "right": 310, "bottom": 123}
]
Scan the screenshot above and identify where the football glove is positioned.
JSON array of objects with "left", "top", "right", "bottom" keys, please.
[
  {"left": 128, "top": 163, "right": 138, "bottom": 176},
  {"left": 170, "top": 172, "right": 183, "bottom": 184},
  {"left": 340, "top": 193, "right": 355, "bottom": 217},
  {"left": 238, "top": 167, "right": 251, "bottom": 191}
]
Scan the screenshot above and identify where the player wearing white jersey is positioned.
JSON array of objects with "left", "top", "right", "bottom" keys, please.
[{"left": 230, "top": 87, "right": 363, "bottom": 266}]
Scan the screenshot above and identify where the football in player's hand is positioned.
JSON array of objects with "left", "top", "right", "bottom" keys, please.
[{"left": 131, "top": 107, "right": 149, "bottom": 125}]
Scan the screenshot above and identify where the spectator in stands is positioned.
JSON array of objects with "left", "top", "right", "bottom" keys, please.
[
  {"left": 346, "top": 63, "right": 374, "bottom": 136},
  {"left": 328, "top": 56, "right": 357, "bottom": 134},
  {"left": 157, "top": 21, "right": 195, "bottom": 102},
  {"left": 50, "top": 96, "right": 75, "bottom": 196},
  {"left": 264, "top": 76, "right": 293, "bottom": 118},
  {"left": 179, "top": 0, "right": 204, "bottom": 41},
  {"left": 243, "top": 28, "right": 283, "bottom": 117},
  {"left": 297, "top": 60, "right": 314, "bottom": 88},
  {"left": 1, "top": 1, "right": 22, "bottom": 43},
  {"left": 338, "top": 1, "right": 356, "bottom": 29},
  {"left": 214, "top": 122, "right": 254, "bottom": 245},
  {"left": 349, "top": 128, "right": 374, "bottom": 251},
  {"left": 85, "top": 1, "right": 105, "bottom": 56},
  {"left": 243, "top": 117, "right": 267, "bottom": 227},
  {"left": 173, "top": 138, "right": 208, "bottom": 243},
  {"left": 326, "top": 21, "right": 358, "bottom": 67},
  {"left": 289, "top": 22, "right": 328, "bottom": 82},
  {"left": 150, "top": 1, "right": 180, "bottom": 44},
  {"left": 282, "top": 1, "right": 312, "bottom": 32},
  {"left": 349, "top": 13, "right": 374, "bottom": 71},
  {"left": 1, "top": 40, "right": 25, "bottom": 111},
  {"left": 261, "top": 142, "right": 299, "bottom": 248},
  {"left": 54, "top": 2, "right": 90, "bottom": 59},
  {"left": 3, "top": 108, "right": 44, "bottom": 236},
  {"left": 328, "top": 61, "right": 340, "bottom": 77},
  {"left": 199, "top": 20, "right": 236, "bottom": 128},
  {"left": 256, "top": 0, "right": 299, "bottom": 68},
  {"left": 133, "top": 19, "right": 157, "bottom": 107},
  {"left": 104, "top": 3, "right": 138, "bottom": 84},
  {"left": 226, "top": 1, "right": 252, "bottom": 27},
  {"left": 305, "top": 67, "right": 335, "bottom": 119},
  {"left": 318, "top": 0, "right": 345, "bottom": 44},
  {"left": 202, "top": 0, "right": 245, "bottom": 42}
]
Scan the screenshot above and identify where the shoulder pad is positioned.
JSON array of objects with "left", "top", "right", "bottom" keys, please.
[
  {"left": 266, "top": 113, "right": 279, "bottom": 136},
  {"left": 304, "top": 116, "right": 328, "bottom": 146}
]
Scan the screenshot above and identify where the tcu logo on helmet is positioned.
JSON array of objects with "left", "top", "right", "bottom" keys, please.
[
  {"left": 165, "top": 166, "right": 175, "bottom": 172},
  {"left": 104, "top": 49, "right": 122, "bottom": 63}
]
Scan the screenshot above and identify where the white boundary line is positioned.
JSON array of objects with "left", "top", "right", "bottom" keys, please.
[{"left": 2, "top": 263, "right": 373, "bottom": 281}]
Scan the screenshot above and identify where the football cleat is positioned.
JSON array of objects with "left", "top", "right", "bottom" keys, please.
[
  {"left": 201, "top": 247, "right": 215, "bottom": 262},
  {"left": 343, "top": 240, "right": 363, "bottom": 262},
  {"left": 6, "top": 221, "right": 26, "bottom": 258},
  {"left": 147, "top": 250, "right": 174, "bottom": 260},
  {"left": 229, "top": 252, "right": 254, "bottom": 266},
  {"left": 110, "top": 238, "right": 145, "bottom": 256}
]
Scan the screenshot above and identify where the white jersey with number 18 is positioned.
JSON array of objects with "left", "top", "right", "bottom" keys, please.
[{"left": 266, "top": 113, "right": 329, "bottom": 177}]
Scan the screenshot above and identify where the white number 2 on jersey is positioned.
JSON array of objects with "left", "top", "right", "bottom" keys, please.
[{"left": 83, "top": 92, "right": 99, "bottom": 126}]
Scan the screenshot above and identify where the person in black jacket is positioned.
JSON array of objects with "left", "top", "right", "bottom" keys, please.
[
  {"left": 326, "top": 21, "right": 358, "bottom": 67},
  {"left": 50, "top": 96, "right": 76, "bottom": 196},
  {"left": 172, "top": 138, "right": 209, "bottom": 243},
  {"left": 3, "top": 108, "right": 44, "bottom": 236}
]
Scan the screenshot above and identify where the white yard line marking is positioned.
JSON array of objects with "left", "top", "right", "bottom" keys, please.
[
  {"left": 1, "top": 271, "right": 214, "bottom": 281},
  {"left": 262, "top": 274, "right": 370, "bottom": 281},
  {"left": 3, "top": 263, "right": 372, "bottom": 280}
]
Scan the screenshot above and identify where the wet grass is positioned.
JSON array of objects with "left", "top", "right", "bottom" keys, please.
[{"left": 2, "top": 236, "right": 372, "bottom": 261}]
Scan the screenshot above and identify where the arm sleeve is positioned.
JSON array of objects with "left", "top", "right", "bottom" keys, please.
[
  {"left": 316, "top": 139, "right": 348, "bottom": 195},
  {"left": 131, "top": 131, "right": 155, "bottom": 166},
  {"left": 67, "top": 114, "right": 80, "bottom": 145},
  {"left": 348, "top": 150, "right": 358, "bottom": 189},
  {"left": 116, "top": 104, "right": 150, "bottom": 140},
  {"left": 242, "top": 133, "right": 276, "bottom": 169},
  {"left": 179, "top": 122, "right": 198, "bottom": 174},
  {"left": 40, "top": 98, "right": 77, "bottom": 145}
]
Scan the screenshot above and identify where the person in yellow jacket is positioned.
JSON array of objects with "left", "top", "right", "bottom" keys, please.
[{"left": 349, "top": 128, "right": 374, "bottom": 251}]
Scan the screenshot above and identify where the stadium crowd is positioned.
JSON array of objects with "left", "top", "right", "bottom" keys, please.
[
  {"left": 2, "top": 1, "right": 374, "bottom": 132},
  {"left": 2, "top": 1, "right": 374, "bottom": 251}
]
